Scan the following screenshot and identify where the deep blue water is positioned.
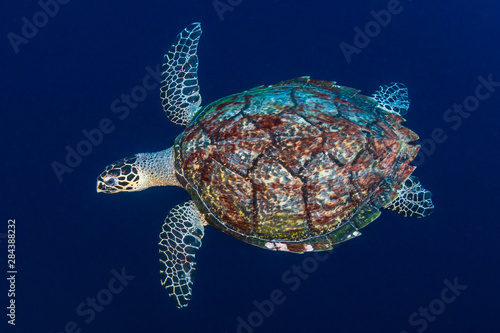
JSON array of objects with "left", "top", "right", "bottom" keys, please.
[{"left": 2, "top": 1, "right": 499, "bottom": 332}]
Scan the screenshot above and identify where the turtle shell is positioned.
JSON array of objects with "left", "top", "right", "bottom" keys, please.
[{"left": 173, "top": 77, "right": 420, "bottom": 253}]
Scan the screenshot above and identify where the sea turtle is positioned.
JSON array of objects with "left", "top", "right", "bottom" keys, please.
[{"left": 96, "top": 23, "right": 434, "bottom": 308}]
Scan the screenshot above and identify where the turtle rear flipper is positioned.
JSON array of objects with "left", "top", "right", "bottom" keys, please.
[
  {"left": 160, "top": 22, "right": 203, "bottom": 126},
  {"left": 372, "top": 82, "right": 410, "bottom": 115},
  {"left": 159, "top": 201, "right": 206, "bottom": 308},
  {"left": 385, "top": 176, "right": 434, "bottom": 218}
]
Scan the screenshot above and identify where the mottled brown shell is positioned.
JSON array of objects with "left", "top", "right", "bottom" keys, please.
[{"left": 173, "top": 77, "right": 419, "bottom": 253}]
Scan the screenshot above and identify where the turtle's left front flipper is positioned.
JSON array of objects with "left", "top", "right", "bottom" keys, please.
[
  {"left": 385, "top": 176, "right": 434, "bottom": 218},
  {"left": 159, "top": 201, "right": 206, "bottom": 308}
]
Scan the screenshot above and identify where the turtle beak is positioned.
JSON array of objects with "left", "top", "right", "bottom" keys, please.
[
  {"left": 96, "top": 176, "right": 114, "bottom": 193},
  {"left": 96, "top": 180, "right": 105, "bottom": 193}
]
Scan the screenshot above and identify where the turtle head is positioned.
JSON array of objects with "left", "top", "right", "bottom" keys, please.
[
  {"left": 96, "top": 148, "right": 181, "bottom": 193},
  {"left": 96, "top": 156, "right": 145, "bottom": 193}
]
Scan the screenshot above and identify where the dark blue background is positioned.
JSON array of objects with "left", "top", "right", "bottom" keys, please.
[{"left": 2, "top": 1, "right": 499, "bottom": 332}]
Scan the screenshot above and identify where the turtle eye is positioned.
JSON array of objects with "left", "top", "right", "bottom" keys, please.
[{"left": 104, "top": 176, "right": 118, "bottom": 186}]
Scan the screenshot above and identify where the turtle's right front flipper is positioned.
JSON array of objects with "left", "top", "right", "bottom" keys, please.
[
  {"left": 160, "top": 22, "right": 203, "bottom": 127},
  {"left": 159, "top": 201, "right": 206, "bottom": 308}
]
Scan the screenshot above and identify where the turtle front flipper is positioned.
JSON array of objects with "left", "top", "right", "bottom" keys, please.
[
  {"left": 385, "top": 176, "right": 434, "bottom": 218},
  {"left": 372, "top": 82, "right": 410, "bottom": 115},
  {"left": 160, "top": 23, "right": 203, "bottom": 126},
  {"left": 159, "top": 201, "right": 206, "bottom": 308}
]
